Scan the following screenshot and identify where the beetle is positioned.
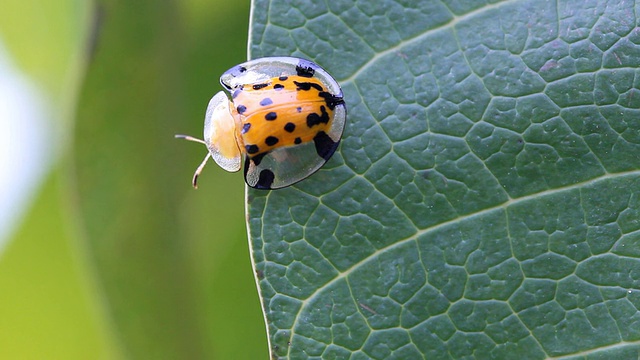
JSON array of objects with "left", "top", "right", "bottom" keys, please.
[{"left": 176, "top": 57, "right": 346, "bottom": 189}]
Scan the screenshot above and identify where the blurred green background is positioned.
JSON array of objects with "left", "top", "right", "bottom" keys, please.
[{"left": 0, "top": 0, "right": 268, "bottom": 359}]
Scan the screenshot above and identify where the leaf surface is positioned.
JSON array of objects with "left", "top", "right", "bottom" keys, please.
[{"left": 248, "top": 0, "right": 640, "bottom": 358}]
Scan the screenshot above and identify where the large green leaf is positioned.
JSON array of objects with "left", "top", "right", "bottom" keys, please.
[{"left": 248, "top": 0, "right": 640, "bottom": 358}]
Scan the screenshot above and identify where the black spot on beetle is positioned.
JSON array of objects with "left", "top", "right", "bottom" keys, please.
[
  {"left": 246, "top": 144, "right": 259, "bottom": 154},
  {"left": 260, "top": 98, "right": 273, "bottom": 106},
  {"left": 313, "top": 131, "right": 339, "bottom": 160},
  {"left": 237, "top": 105, "right": 247, "bottom": 114},
  {"left": 253, "top": 83, "right": 268, "bottom": 90},
  {"left": 265, "top": 136, "right": 279, "bottom": 146},
  {"left": 306, "top": 106, "right": 330, "bottom": 128},
  {"left": 296, "top": 107, "right": 302, "bottom": 113},
  {"left": 251, "top": 152, "right": 267, "bottom": 166},
  {"left": 274, "top": 83, "right": 285, "bottom": 90},
  {"left": 294, "top": 137, "right": 302, "bottom": 144},
  {"left": 279, "top": 76, "right": 288, "bottom": 81},
  {"left": 296, "top": 64, "right": 315, "bottom": 78},
  {"left": 294, "top": 81, "right": 323, "bottom": 92},
  {"left": 284, "top": 122, "right": 296, "bottom": 133},
  {"left": 243, "top": 155, "right": 273, "bottom": 189},
  {"left": 265, "top": 112, "right": 277, "bottom": 121},
  {"left": 318, "top": 91, "right": 345, "bottom": 110},
  {"left": 242, "top": 123, "right": 251, "bottom": 134},
  {"left": 255, "top": 169, "right": 275, "bottom": 189}
]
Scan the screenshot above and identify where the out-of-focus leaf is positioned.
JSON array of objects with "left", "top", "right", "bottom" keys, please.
[
  {"left": 0, "top": 0, "right": 118, "bottom": 359},
  {"left": 0, "top": 0, "right": 88, "bottom": 98},
  {"left": 75, "top": 3, "right": 203, "bottom": 358},
  {"left": 248, "top": 0, "right": 640, "bottom": 358},
  {"left": 0, "top": 172, "right": 118, "bottom": 359},
  {"left": 74, "top": 0, "right": 266, "bottom": 358}
]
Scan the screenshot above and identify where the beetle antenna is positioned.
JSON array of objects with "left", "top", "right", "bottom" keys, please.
[
  {"left": 191, "top": 153, "right": 211, "bottom": 189},
  {"left": 175, "top": 134, "right": 207, "bottom": 145},
  {"left": 176, "top": 134, "right": 210, "bottom": 189}
]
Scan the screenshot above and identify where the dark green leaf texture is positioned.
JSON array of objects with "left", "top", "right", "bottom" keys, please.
[{"left": 248, "top": 0, "right": 640, "bottom": 358}]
